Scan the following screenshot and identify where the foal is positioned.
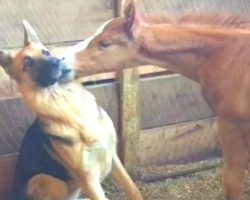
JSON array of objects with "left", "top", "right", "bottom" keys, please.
[{"left": 64, "top": 0, "right": 250, "bottom": 199}]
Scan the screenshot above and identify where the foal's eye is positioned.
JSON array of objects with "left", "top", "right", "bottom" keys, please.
[
  {"left": 99, "top": 41, "right": 112, "bottom": 49},
  {"left": 42, "top": 49, "right": 50, "bottom": 56},
  {"left": 23, "top": 56, "right": 34, "bottom": 70}
]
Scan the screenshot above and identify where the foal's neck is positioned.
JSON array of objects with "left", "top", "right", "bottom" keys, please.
[{"left": 136, "top": 23, "right": 250, "bottom": 81}]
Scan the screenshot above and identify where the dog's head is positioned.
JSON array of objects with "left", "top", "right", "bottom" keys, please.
[{"left": 0, "top": 20, "right": 74, "bottom": 88}]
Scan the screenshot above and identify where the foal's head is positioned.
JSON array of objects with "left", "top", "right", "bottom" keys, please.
[{"left": 67, "top": 0, "right": 142, "bottom": 77}]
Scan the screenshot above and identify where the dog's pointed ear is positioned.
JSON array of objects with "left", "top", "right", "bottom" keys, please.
[
  {"left": 0, "top": 49, "right": 12, "bottom": 70},
  {"left": 22, "top": 19, "right": 40, "bottom": 46},
  {"left": 122, "top": 0, "right": 136, "bottom": 30}
]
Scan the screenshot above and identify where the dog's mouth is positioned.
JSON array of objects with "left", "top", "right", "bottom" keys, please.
[
  {"left": 35, "top": 58, "right": 75, "bottom": 88},
  {"left": 58, "top": 68, "right": 74, "bottom": 84},
  {"left": 48, "top": 65, "right": 75, "bottom": 86}
]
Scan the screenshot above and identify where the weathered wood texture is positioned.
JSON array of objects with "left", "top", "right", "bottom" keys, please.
[
  {"left": 0, "top": 68, "right": 17, "bottom": 98},
  {"left": 0, "top": 154, "right": 17, "bottom": 200},
  {"left": 136, "top": 158, "right": 222, "bottom": 182},
  {"left": 0, "top": 74, "right": 214, "bottom": 156},
  {"left": 93, "top": 74, "right": 213, "bottom": 130},
  {"left": 137, "top": 0, "right": 250, "bottom": 16},
  {"left": 0, "top": 0, "right": 113, "bottom": 48},
  {"left": 118, "top": 68, "right": 140, "bottom": 168},
  {"left": 1, "top": 0, "right": 250, "bottom": 49},
  {"left": 139, "top": 117, "right": 220, "bottom": 166},
  {"left": 79, "top": 65, "right": 166, "bottom": 83},
  {"left": 114, "top": 0, "right": 141, "bottom": 169},
  {"left": 139, "top": 74, "right": 214, "bottom": 128},
  {"left": 0, "top": 97, "right": 34, "bottom": 156}
]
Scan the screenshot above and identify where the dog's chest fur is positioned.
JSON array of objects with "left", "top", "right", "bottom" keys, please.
[{"left": 20, "top": 82, "right": 117, "bottom": 178}]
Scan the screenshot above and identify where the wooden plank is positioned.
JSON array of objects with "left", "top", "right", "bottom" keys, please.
[
  {"left": 87, "top": 82, "right": 119, "bottom": 131},
  {"left": 0, "top": 65, "right": 215, "bottom": 137},
  {"left": 0, "top": 154, "right": 18, "bottom": 200},
  {"left": 79, "top": 65, "right": 167, "bottom": 83},
  {"left": 136, "top": 157, "right": 222, "bottom": 183},
  {"left": 114, "top": 0, "right": 122, "bottom": 17},
  {"left": 1, "top": 73, "right": 213, "bottom": 131},
  {"left": 0, "top": 74, "right": 213, "bottom": 155},
  {"left": 0, "top": 0, "right": 113, "bottom": 48},
  {"left": 139, "top": 117, "right": 220, "bottom": 167},
  {"left": 137, "top": 158, "right": 222, "bottom": 182},
  {"left": 137, "top": 0, "right": 250, "bottom": 17},
  {"left": 139, "top": 74, "right": 214, "bottom": 129},
  {"left": 0, "top": 68, "right": 18, "bottom": 98},
  {"left": 1, "top": 0, "right": 250, "bottom": 49},
  {"left": 118, "top": 68, "right": 141, "bottom": 168},
  {"left": 0, "top": 97, "right": 34, "bottom": 156},
  {"left": 67, "top": 74, "right": 215, "bottom": 130},
  {"left": 114, "top": 0, "right": 141, "bottom": 168}
]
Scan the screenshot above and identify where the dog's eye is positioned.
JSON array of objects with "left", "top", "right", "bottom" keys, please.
[
  {"left": 99, "top": 41, "right": 112, "bottom": 49},
  {"left": 23, "top": 57, "right": 34, "bottom": 70},
  {"left": 42, "top": 49, "right": 50, "bottom": 56}
]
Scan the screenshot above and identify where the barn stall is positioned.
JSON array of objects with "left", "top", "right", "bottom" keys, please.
[{"left": 0, "top": 0, "right": 250, "bottom": 199}]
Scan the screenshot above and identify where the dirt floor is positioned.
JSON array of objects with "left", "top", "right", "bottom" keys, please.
[{"left": 102, "top": 158, "right": 225, "bottom": 200}]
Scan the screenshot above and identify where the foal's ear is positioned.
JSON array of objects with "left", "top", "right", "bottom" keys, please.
[
  {"left": 22, "top": 19, "right": 41, "bottom": 46},
  {"left": 122, "top": 0, "right": 136, "bottom": 32}
]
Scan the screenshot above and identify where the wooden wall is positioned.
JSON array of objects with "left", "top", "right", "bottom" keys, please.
[
  {"left": 137, "top": 0, "right": 250, "bottom": 16},
  {"left": 0, "top": 0, "right": 113, "bottom": 48},
  {"left": 0, "top": 0, "right": 249, "bottom": 49},
  {"left": 0, "top": 74, "right": 216, "bottom": 160}
]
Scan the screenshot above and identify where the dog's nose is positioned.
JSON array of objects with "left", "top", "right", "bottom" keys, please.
[{"left": 51, "top": 58, "right": 60, "bottom": 67}]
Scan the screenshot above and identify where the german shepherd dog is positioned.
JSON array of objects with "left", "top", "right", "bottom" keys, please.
[{"left": 0, "top": 20, "right": 143, "bottom": 200}]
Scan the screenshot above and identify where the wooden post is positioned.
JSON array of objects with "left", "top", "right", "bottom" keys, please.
[
  {"left": 114, "top": 0, "right": 141, "bottom": 169},
  {"left": 113, "top": 0, "right": 122, "bottom": 17},
  {"left": 118, "top": 68, "right": 140, "bottom": 169}
]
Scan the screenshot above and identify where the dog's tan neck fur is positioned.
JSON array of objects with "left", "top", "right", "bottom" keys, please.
[{"left": 19, "top": 82, "right": 101, "bottom": 144}]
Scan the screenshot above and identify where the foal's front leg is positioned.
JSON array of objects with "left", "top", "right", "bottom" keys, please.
[{"left": 218, "top": 118, "right": 249, "bottom": 200}]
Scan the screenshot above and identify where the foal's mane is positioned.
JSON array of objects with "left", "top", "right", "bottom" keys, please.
[{"left": 140, "top": 13, "right": 250, "bottom": 29}]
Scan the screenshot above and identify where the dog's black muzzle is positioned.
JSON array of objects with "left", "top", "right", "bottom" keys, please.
[{"left": 35, "top": 56, "right": 74, "bottom": 87}]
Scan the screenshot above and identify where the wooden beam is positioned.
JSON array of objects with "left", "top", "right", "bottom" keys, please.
[
  {"left": 0, "top": 74, "right": 214, "bottom": 156},
  {"left": 0, "top": 154, "right": 18, "bottom": 200},
  {"left": 137, "top": 0, "right": 250, "bottom": 17},
  {"left": 79, "top": 65, "right": 166, "bottom": 83},
  {"left": 139, "top": 117, "right": 220, "bottom": 166},
  {"left": 0, "top": 0, "right": 113, "bottom": 49},
  {"left": 114, "top": 0, "right": 141, "bottom": 169},
  {"left": 139, "top": 74, "right": 214, "bottom": 128},
  {"left": 1, "top": 0, "right": 250, "bottom": 49},
  {"left": 136, "top": 158, "right": 222, "bottom": 183},
  {"left": 118, "top": 68, "right": 141, "bottom": 169},
  {"left": 1, "top": 74, "right": 214, "bottom": 131},
  {"left": 0, "top": 97, "right": 34, "bottom": 156},
  {"left": 114, "top": 0, "right": 122, "bottom": 17}
]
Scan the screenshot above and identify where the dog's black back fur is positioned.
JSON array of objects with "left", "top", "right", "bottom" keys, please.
[{"left": 12, "top": 119, "right": 71, "bottom": 200}]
